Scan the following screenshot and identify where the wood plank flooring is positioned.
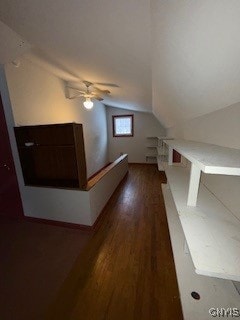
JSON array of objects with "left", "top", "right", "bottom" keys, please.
[
  {"left": 0, "top": 217, "right": 91, "bottom": 320},
  {"left": 45, "top": 164, "right": 183, "bottom": 320}
]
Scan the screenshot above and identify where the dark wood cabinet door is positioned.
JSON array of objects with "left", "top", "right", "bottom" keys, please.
[
  {"left": 14, "top": 123, "right": 87, "bottom": 189},
  {"left": 0, "top": 95, "right": 23, "bottom": 217}
]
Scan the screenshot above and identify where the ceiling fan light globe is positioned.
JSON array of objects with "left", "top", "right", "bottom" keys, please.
[{"left": 83, "top": 98, "right": 93, "bottom": 110}]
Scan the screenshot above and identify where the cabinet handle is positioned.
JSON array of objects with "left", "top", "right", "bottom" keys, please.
[
  {"left": 2, "top": 164, "right": 10, "bottom": 171},
  {"left": 24, "top": 142, "right": 34, "bottom": 147}
]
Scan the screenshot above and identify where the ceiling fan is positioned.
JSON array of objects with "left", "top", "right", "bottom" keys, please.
[{"left": 66, "top": 80, "right": 112, "bottom": 109}]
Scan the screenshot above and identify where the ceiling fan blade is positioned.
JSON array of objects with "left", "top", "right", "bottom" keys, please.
[
  {"left": 95, "top": 96, "right": 104, "bottom": 101},
  {"left": 67, "top": 92, "right": 82, "bottom": 99},
  {"left": 67, "top": 81, "right": 112, "bottom": 101},
  {"left": 91, "top": 92, "right": 104, "bottom": 100},
  {"left": 93, "top": 86, "right": 110, "bottom": 94},
  {"left": 82, "top": 80, "right": 93, "bottom": 88},
  {"left": 66, "top": 86, "right": 84, "bottom": 99},
  {"left": 95, "top": 82, "right": 119, "bottom": 88},
  {"left": 67, "top": 86, "right": 85, "bottom": 94}
]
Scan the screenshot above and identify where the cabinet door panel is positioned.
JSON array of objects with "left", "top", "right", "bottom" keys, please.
[{"left": 14, "top": 123, "right": 87, "bottom": 189}]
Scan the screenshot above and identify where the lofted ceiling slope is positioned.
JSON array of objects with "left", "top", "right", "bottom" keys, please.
[
  {"left": 1, "top": 1, "right": 240, "bottom": 127},
  {"left": 0, "top": 20, "right": 31, "bottom": 64},
  {"left": 0, "top": 0, "right": 152, "bottom": 113},
  {"left": 151, "top": 0, "right": 240, "bottom": 127}
]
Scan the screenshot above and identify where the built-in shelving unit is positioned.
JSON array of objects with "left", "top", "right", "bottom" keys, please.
[
  {"left": 156, "top": 136, "right": 172, "bottom": 170},
  {"left": 146, "top": 137, "right": 158, "bottom": 163},
  {"left": 146, "top": 136, "right": 172, "bottom": 168},
  {"left": 162, "top": 139, "right": 240, "bottom": 282},
  {"left": 164, "top": 139, "right": 240, "bottom": 206},
  {"left": 162, "top": 184, "right": 240, "bottom": 319},
  {"left": 164, "top": 139, "right": 240, "bottom": 175}
]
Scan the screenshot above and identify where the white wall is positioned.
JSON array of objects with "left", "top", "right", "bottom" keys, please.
[
  {"left": 168, "top": 102, "right": 240, "bottom": 220},
  {"left": 4, "top": 58, "right": 108, "bottom": 178},
  {"left": 106, "top": 106, "right": 166, "bottom": 163},
  {"left": 0, "top": 58, "right": 109, "bottom": 223}
]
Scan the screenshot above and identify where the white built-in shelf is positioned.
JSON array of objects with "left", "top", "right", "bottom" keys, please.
[
  {"left": 146, "top": 136, "right": 158, "bottom": 139},
  {"left": 146, "top": 155, "right": 157, "bottom": 164},
  {"left": 164, "top": 139, "right": 240, "bottom": 176},
  {"left": 157, "top": 146, "right": 168, "bottom": 156},
  {"left": 163, "top": 162, "right": 240, "bottom": 282},
  {"left": 145, "top": 137, "right": 173, "bottom": 168},
  {"left": 162, "top": 184, "right": 240, "bottom": 318},
  {"left": 157, "top": 157, "right": 162, "bottom": 171},
  {"left": 164, "top": 139, "right": 240, "bottom": 207},
  {"left": 162, "top": 139, "right": 240, "bottom": 281},
  {"left": 145, "top": 137, "right": 172, "bottom": 168},
  {"left": 157, "top": 155, "right": 167, "bottom": 171},
  {"left": 146, "top": 154, "right": 157, "bottom": 158},
  {"left": 147, "top": 136, "right": 172, "bottom": 140},
  {"left": 157, "top": 136, "right": 173, "bottom": 140}
]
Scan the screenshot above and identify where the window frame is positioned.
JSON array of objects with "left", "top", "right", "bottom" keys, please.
[{"left": 112, "top": 114, "right": 134, "bottom": 137}]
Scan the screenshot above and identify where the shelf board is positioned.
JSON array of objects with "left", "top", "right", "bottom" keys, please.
[
  {"left": 146, "top": 154, "right": 157, "bottom": 158},
  {"left": 157, "top": 136, "right": 173, "bottom": 140},
  {"left": 163, "top": 162, "right": 240, "bottom": 282},
  {"left": 164, "top": 139, "right": 240, "bottom": 176},
  {"left": 146, "top": 136, "right": 173, "bottom": 139},
  {"left": 162, "top": 184, "right": 240, "bottom": 319},
  {"left": 146, "top": 136, "right": 158, "bottom": 139}
]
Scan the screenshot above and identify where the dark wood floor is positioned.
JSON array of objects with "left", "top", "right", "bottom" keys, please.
[
  {"left": 0, "top": 217, "right": 91, "bottom": 320},
  {"left": 46, "top": 164, "right": 183, "bottom": 320}
]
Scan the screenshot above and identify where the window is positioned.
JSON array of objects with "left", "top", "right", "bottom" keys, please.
[{"left": 112, "top": 115, "right": 134, "bottom": 137}]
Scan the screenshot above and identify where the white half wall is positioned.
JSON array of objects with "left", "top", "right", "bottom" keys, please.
[
  {"left": 22, "top": 187, "right": 92, "bottom": 225},
  {"left": 168, "top": 102, "right": 240, "bottom": 220},
  {"left": 106, "top": 106, "right": 165, "bottom": 163},
  {"left": 89, "top": 156, "right": 128, "bottom": 224},
  {"left": 18, "top": 155, "right": 128, "bottom": 226}
]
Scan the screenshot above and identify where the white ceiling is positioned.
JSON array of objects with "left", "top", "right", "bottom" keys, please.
[
  {"left": 0, "top": 21, "right": 31, "bottom": 63},
  {"left": 1, "top": 1, "right": 240, "bottom": 127},
  {"left": 151, "top": 1, "right": 240, "bottom": 127}
]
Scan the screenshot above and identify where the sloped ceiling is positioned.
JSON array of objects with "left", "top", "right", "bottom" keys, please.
[
  {"left": 0, "top": 21, "right": 31, "bottom": 64},
  {"left": 151, "top": 1, "right": 240, "bottom": 127},
  {"left": 1, "top": 1, "right": 240, "bottom": 127}
]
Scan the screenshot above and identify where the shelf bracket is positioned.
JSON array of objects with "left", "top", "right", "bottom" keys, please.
[
  {"left": 184, "top": 240, "right": 189, "bottom": 255},
  {"left": 168, "top": 146, "right": 173, "bottom": 165},
  {"left": 187, "top": 163, "right": 201, "bottom": 206}
]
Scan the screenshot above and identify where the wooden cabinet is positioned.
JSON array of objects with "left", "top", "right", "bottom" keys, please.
[{"left": 14, "top": 123, "right": 87, "bottom": 189}]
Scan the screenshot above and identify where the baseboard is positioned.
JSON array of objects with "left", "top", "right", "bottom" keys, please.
[
  {"left": 24, "top": 216, "right": 92, "bottom": 231},
  {"left": 129, "top": 162, "right": 157, "bottom": 165}
]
